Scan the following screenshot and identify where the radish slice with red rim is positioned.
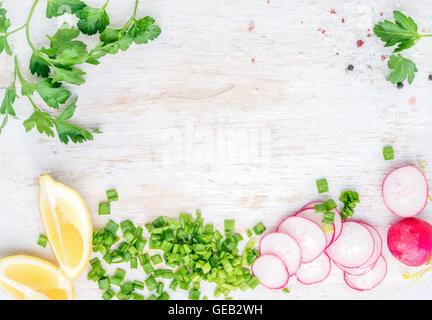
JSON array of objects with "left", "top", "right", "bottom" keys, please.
[
  {"left": 357, "top": 222, "right": 382, "bottom": 268},
  {"left": 277, "top": 216, "right": 326, "bottom": 263},
  {"left": 301, "top": 201, "right": 324, "bottom": 210},
  {"left": 326, "top": 221, "right": 374, "bottom": 268},
  {"left": 296, "top": 252, "right": 331, "bottom": 285},
  {"left": 382, "top": 165, "right": 428, "bottom": 218},
  {"left": 335, "top": 260, "right": 374, "bottom": 276},
  {"left": 295, "top": 208, "right": 334, "bottom": 247},
  {"left": 251, "top": 254, "right": 289, "bottom": 289},
  {"left": 259, "top": 232, "right": 302, "bottom": 275},
  {"left": 344, "top": 255, "right": 387, "bottom": 291}
]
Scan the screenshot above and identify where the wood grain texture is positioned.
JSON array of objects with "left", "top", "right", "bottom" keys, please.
[{"left": 0, "top": 0, "right": 432, "bottom": 300}]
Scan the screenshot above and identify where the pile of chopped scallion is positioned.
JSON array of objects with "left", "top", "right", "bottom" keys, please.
[{"left": 88, "top": 192, "right": 266, "bottom": 300}]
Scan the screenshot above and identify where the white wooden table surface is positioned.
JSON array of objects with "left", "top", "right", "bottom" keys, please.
[{"left": 1, "top": 0, "right": 432, "bottom": 300}]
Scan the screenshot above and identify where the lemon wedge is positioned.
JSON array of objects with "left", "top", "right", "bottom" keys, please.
[
  {"left": 38, "top": 175, "right": 92, "bottom": 279},
  {"left": 0, "top": 255, "right": 74, "bottom": 300}
]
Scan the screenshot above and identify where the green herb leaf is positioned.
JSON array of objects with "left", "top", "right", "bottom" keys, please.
[
  {"left": 128, "top": 17, "right": 161, "bottom": 44},
  {"left": 0, "top": 83, "right": 17, "bottom": 117},
  {"left": 29, "top": 53, "right": 51, "bottom": 78},
  {"left": 0, "top": 35, "right": 11, "bottom": 55},
  {"left": 373, "top": 11, "right": 419, "bottom": 52},
  {"left": 0, "top": 2, "right": 11, "bottom": 34},
  {"left": 36, "top": 79, "right": 71, "bottom": 109},
  {"left": 77, "top": 6, "right": 110, "bottom": 35},
  {"left": 387, "top": 54, "right": 418, "bottom": 84},
  {"left": 57, "top": 97, "right": 77, "bottom": 121},
  {"left": 23, "top": 110, "right": 55, "bottom": 137},
  {"left": 52, "top": 65, "right": 86, "bottom": 85},
  {"left": 53, "top": 119, "right": 95, "bottom": 144},
  {"left": 46, "top": 0, "right": 86, "bottom": 18}
]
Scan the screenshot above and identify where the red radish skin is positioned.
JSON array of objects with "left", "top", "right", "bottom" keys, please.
[
  {"left": 358, "top": 223, "right": 383, "bottom": 268},
  {"left": 296, "top": 252, "right": 331, "bottom": 285},
  {"left": 382, "top": 165, "right": 429, "bottom": 218},
  {"left": 326, "top": 221, "right": 375, "bottom": 268},
  {"left": 344, "top": 255, "right": 387, "bottom": 291},
  {"left": 251, "top": 254, "right": 289, "bottom": 290},
  {"left": 335, "top": 260, "right": 375, "bottom": 276},
  {"left": 259, "top": 232, "right": 302, "bottom": 275},
  {"left": 387, "top": 217, "right": 432, "bottom": 266},
  {"left": 277, "top": 216, "right": 327, "bottom": 263}
]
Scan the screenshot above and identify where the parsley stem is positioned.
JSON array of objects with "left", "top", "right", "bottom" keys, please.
[
  {"left": 25, "top": 0, "right": 40, "bottom": 53},
  {"left": 27, "top": 95, "right": 40, "bottom": 112},
  {"left": 102, "top": 0, "right": 111, "bottom": 10},
  {"left": 5, "top": 25, "right": 26, "bottom": 37}
]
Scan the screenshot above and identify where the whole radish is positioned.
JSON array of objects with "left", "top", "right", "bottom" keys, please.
[{"left": 387, "top": 217, "right": 432, "bottom": 266}]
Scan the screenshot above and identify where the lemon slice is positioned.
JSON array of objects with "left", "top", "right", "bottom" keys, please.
[
  {"left": 0, "top": 255, "right": 74, "bottom": 300},
  {"left": 38, "top": 175, "right": 92, "bottom": 279}
]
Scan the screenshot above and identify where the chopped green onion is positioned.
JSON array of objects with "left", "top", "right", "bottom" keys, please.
[
  {"left": 188, "top": 289, "right": 201, "bottom": 300},
  {"left": 37, "top": 234, "right": 48, "bottom": 248},
  {"left": 252, "top": 222, "right": 266, "bottom": 235},
  {"left": 316, "top": 178, "right": 329, "bottom": 194},
  {"left": 120, "top": 220, "right": 136, "bottom": 233},
  {"left": 224, "top": 219, "right": 235, "bottom": 233},
  {"left": 314, "top": 204, "right": 327, "bottom": 212},
  {"left": 324, "top": 199, "right": 337, "bottom": 210},
  {"left": 98, "top": 277, "right": 110, "bottom": 290},
  {"left": 105, "top": 220, "right": 119, "bottom": 234},
  {"left": 322, "top": 211, "right": 335, "bottom": 224},
  {"left": 102, "top": 289, "right": 115, "bottom": 300},
  {"left": 120, "top": 281, "right": 134, "bottom": 294},
  {"left": 133, "top": 280, "right": 144, "bottom": 290},
  {"left": 383, "top": 146, "right": 394, "bottom": 161},
  {"left": 133, "top": 293, "right": 144, "bottom": 300},
  {"left": 130, "top": 257, "right": 138, "bottom": 269},
  {"left": 106, "top": 189, "right": 118, "bottom": 202},
  {"left": 145, "top": 276, "right": 157, "bottom": 292},
  {"left": 246, "top": 229, "right": 253, "bottom": 238},
  {"left": 158, "top": 292, "right": 170, "bottom": 300},
  {"left": 99, "top": 202, "right": 111, "bottom": 215}
]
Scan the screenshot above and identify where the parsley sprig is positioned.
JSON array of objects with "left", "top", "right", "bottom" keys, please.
[
  {"left": 374, "top": 11, "right": 431, "bottom": 85},
  {"left": 0, "top": 0, "right": 161, "bottom": 143}
]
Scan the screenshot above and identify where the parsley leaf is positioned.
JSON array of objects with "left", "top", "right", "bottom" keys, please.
[
  {"left": 0, "top": 83, "right": 17, "bottom": 117},
  {"left": 47, "top": 23, "right": 88, "bottom": 62},
  {"left": 36, "top": 79, "right": 71, "bottom": 109},
  {"left": 77, "top": 6, "right": 110, "bottom": 35},
  {"left": 46, "top": 0, "right": 86, "bottom": 19},
  {"left": 57, "top": 97, "right": 77, "bottom": 121},
  {"left": 128, "top": 17, "right": 161, "bottom": 44},
  {"left": 53, "top": 120, "right": 94, "bottom": 144},
  {"left": 23, "top": 110, "right": 55, "bottom": 137},
  {"left": 387, "top": 54, "right": 418, "bottom": 84},
  {"left": 0, "top": 35, "right": 11, "bottom": 55},
  {"left": 30, "top": 53, "right": 51, "bottom": 77},
  {"left": 52, "top": 65, "right": 86, "bottom": 85},
  {"left": 0, "top": 2, "right": 11, "bottom": 34}
]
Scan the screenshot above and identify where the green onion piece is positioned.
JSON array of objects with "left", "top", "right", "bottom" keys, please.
[
  {"left": 105, "top": 220, "right": 119, "bottom": 234},
  {"left": 98, "top": 202, "right": 111, "bottom": 215},
  {"left": 316, "top": 178, "right": 329, "bottom": 194},
  {"left": 314, "top": 203, "right": 327, "bottom": 212},
  {"left": 383, "top": 146, "right": 394, "bottom": 161},
  {"left": 133, "top": 293, "right": 145, "bottom": 300},
  {"left": 324, "top": 199, "right": 337, "bottom": 210},
  {"left": 188, "top": 289, "right": 201, "bottom": 300},
  {"left": 169, "top": 280, "right": 179, "bottom": 291},
  {"left": 224, "top": 219, "right": 235, "bottom": 233},
  {"left": 102, "top": 289, "right": 115, "bottom": 300},
  {"left": 106, "top": 189, "right": 119, "bottom": 202},
  {"left": 282, "top": 287, "right": 290, "bottom": 293},
  {"left": 158, "top": 292, "right": 170, "bottom": 300},
  {"left": 156, "top": 282, "right": 164, "bottom": 295},
  {"left": 133, "top": 280, "right": 144, "bottom": 290},
  {"left": 247, "top": 276, "right": 260, "bottom": 289},
  {"left": 246, "top": 229, "right": 253, "bottom": 238},
  {"left": 37, "top": 234, "right": 48, "bottom": 248},
  {"left": 120, "top": 220, "right": 136, "bottom": 233},
  {"left": 145, "top": 276, "right": 158, "bottom": 292},
  {"left": 252, "top": 222, "right": 266, "bottom": 235},
  {"left": 322, "top": 211, "right": 335, "bottom": 224},
  {"left": 130, "top": 257, "right": 138, "bottom": 269},
  {"left": 98, "top": 277, "right": 110, "bottom": 290},
  {"left": 151, "top": 254, "right": 163, "bottom": 265},
  {"left": 120, "top": 281, "right": 134, "bottom": 294}
]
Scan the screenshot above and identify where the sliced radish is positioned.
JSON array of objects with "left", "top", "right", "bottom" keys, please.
[
  {"left": 295, "top": 208, "right": 334, "bottom": 247},
  {"left": 326, "top": 221, "right": 374, "bottom": 268},
  {"left": 335, "top": 261, "right": 375, "bottom": 276},
  {"left": 358, "top": 223, "right": 382, "bottom": 268},
  {"left": 259, "top": 232, "right": 302, "bottom": 275},
  {"left": 344, "top": 255, "right": 387, "bottom": 291},
  {"left": 331, "top": 209, "right": 343, "bottom": 243},
  {"left": 296, "top": 252, "right": 331, "bottom": 285},
  {"left": 382, "top": 165, "right": 428, "bottom": 218},
  {"left": 251, "top": 254, "right": 289, "bottom": 289},
  {"left": 277, "top": 216, "right": 326, "bottom": 263}
]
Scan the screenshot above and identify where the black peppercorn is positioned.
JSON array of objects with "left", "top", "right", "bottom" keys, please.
[
  {"left": 347, "top": 64, "right": 354, "bottom": 71},
  {"left": 397, "top": 82, "right": 404, "bottom": 89}
]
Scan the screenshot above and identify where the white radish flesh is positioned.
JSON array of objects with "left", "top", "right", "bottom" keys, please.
[
  {"left": 335, "top": 260, "right": 374, "bottom": 276},
  {"left": 295, "top": 208, "right": 334, "bottom": 247},
  {"left": 296, "top": 252, "right": 331, "bottom": 285},
  {"left": 277, "top": 216, "right": 326, "bottom": 263},
  {"left": 259, "top": 232, "right": 302, "bottom": 275},
  {"left": 357, "top": 222, "right": 382, "bottom": 268},
  {"left": 326, "top": 221, "right": 374, "bottom": 268},
  {"left": 382, "top": 165, "right": 428, "bottom": 218},
  {"left": 251, "top": 254, "right": 289, "bottom": 289},
  {"left": 344, "top": 255, "right": 387, "bottom": 291}
]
